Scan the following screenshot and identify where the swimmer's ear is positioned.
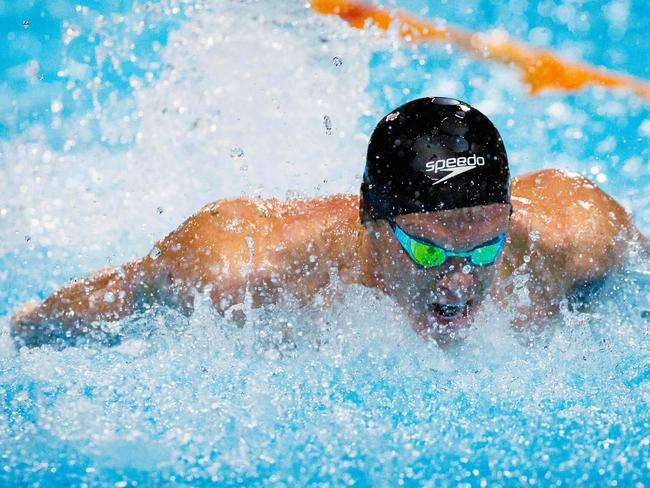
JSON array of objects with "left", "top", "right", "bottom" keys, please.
[
  {"left": 360, "top": 219, "right": 384, "bottom": 241},
  {"left": 361, "top": 219, "right": 374, "bottom": 232}
]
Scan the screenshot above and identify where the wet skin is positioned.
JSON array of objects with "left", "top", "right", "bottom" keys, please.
[{"left": 11, "top": 169, "right": 649, "bottom": 346}]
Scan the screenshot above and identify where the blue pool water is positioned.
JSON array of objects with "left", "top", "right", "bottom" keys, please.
[{"left": 1, "top": 0, "right": 650, "bottom": 485}]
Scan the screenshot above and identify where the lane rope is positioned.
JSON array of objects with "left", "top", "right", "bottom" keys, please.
[{"left": 311, "top": 0, "right": 650, "bottom": 101}]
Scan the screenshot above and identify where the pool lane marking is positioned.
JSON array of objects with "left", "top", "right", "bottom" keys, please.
[{"left": 311, "top": 0, "right": 650, "bottom": 101}]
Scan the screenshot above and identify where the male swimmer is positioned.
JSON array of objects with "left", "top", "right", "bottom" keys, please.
[{"left": 11, "top": 97, "right": 649, "bottom": 346}]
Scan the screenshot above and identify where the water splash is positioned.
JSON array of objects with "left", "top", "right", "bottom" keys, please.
[{"left": 1, "top": 267, "right": 650, "bottom": 484}]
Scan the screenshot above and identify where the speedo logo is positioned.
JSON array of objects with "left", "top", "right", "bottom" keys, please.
[{"left": 425, "top": 154, "right": 485, "bottom": 186}]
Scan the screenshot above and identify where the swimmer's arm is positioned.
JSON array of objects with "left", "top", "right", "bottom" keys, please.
[
  {"left": 9, "top": 198, "right": 260, "bottom": 346},
  {"left": 9, "top": 199, "right": 260, "bottom": 346},
  {"left": 10, "top": 260, "right": 156, "bottom": 346}
]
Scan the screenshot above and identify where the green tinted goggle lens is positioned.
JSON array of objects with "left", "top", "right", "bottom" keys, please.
[
  {"left": 410, "top": 240, "right": 446, "bottom": 267},
  {"left": 390, "top": 220, "right": 505, "bottom": 268}
]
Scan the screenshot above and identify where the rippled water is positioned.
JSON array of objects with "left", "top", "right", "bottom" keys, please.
[{"left": 1, "top": 0, "right": 649, "bottom": 485}]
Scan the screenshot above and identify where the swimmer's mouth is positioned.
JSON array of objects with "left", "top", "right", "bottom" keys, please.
[{"left": 428, "top": 301, "right": 473, "bottom": 330}]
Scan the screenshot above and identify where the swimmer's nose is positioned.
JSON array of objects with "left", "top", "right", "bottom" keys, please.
[{"left": 437, "top": 264, "right": 475, "bottom": 300}]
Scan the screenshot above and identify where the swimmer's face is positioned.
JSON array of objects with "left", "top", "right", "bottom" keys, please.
[{"left": 366, "top": 204, "right": 510, "bottom": 345}]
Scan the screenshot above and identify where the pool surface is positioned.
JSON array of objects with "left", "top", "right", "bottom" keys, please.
[{"left": 1, "top": 0, "right": 650, "bottom": 485}]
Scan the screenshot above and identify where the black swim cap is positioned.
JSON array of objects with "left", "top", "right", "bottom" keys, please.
[{"left": 360, "top": 97, "right": 510, "bottom": 223}]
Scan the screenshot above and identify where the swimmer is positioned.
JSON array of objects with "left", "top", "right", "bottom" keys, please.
[{"left": 10, "top": 97, "right": 649, "bottom": 346}]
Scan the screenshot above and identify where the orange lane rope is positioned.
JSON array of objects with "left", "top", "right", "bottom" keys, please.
[{"left": 311, "top": 0, "right": 650, "bottom": 101}]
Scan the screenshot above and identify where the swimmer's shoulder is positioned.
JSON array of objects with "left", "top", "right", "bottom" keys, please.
[
  {"left": 512, "top": 168, "right": 622, "bottom": 209},
  {"left": 508, "top": 168, "right": 635, "bottom": 282},
  {"left": 194, "top": 193, "right": 360, "bottom": 227},
  {"left": 159, "top": 194, "right": 361, "bottom": 253},
  {"left": 511, "top": 168, "right": 631, "bottom": 236},
  {"left": 171, "top": 194, "right": 362, "bottom": 273}
]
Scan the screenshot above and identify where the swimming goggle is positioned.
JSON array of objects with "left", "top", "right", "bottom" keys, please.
[{"left": 388, "top": 219, "right": 506, "bottom": 268}]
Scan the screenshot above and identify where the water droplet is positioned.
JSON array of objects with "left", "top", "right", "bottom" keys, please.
[
  {"left": 149, "top": 247, "right": 161, "bottom": 260},
  {"left": 156, "top": 207, "right": 164, "bottom": 214},
  {"left": 103, "top": 292, "right": 115, "bottom": 303},
  {"left": 309, "top": 255, "right": 317, "bottom": 263},
  {"left": 24, "top": 236, "right": 31, "bottom": 243},
  {"left": 230, "top": 146, "right": 244, "bottom": 158},
  {"left": 528, "top": 230, "right": 541, "bottom": 242},
  {"left": 22, "top": 20, "right": 29, "bottom": 28},
  {"left": 332, "top": 56, "right": 343, "bottom": 67},
  {"left": 323, "top": 115, "right": 332, "bottom": 135},
  {"left": 523, "top": 255, "right": 531, "bottom": 263},
  {"left": 51, "top": 100, "right": 63, "bottom": 114},
  {"left": 462, "top": 264, "right": 472, "bottom": 274}
]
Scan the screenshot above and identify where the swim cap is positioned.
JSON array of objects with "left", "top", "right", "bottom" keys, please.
[{"left": 360, "top": 97, "right": 510, "bottom": 222}]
